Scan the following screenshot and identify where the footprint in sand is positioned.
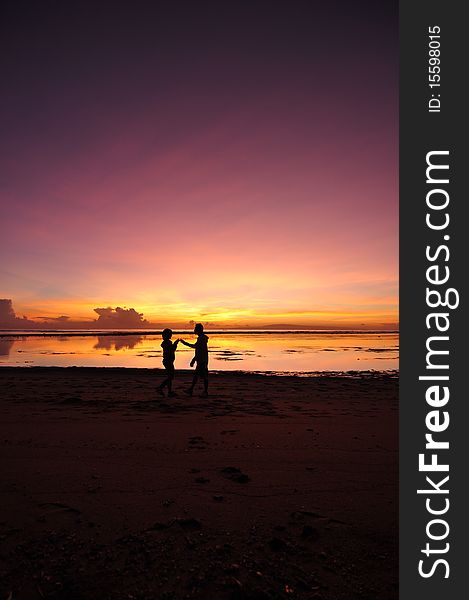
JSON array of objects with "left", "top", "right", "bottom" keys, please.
[
  {"left": 188, "top": 436, "right": 209, "bottom": 449},
  {"left": 194, "top": 476, "right": 210, "bottom": 484}
]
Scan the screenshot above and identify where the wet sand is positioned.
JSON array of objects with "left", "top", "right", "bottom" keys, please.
[{"left": 0, "top": 367, "right": 398, "bottom": 599}]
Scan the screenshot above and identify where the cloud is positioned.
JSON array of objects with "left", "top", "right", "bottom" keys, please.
[
  {"left": 93, "top": 307, "right": 150, "bottom": 328},
  {"left": 34, "top": 315, "right": 71, "bottom": 322},
  {"left": 0, "top": 299, "right": 152, "bottom": 330},
  {"left": 0, "top": 299, "right": 35, "bottom": 328}
]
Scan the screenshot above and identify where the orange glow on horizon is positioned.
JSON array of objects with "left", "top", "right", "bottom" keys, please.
[{"left": 14, "top": 298, "right": 398, "bottom": 330}]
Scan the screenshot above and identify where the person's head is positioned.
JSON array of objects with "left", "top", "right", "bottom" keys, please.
[
  {"left": 194, "top": 323, "right": 204, "bottom": 335},
  {"left": 162, "top": 328, "right": 173, "bottom": 340}
]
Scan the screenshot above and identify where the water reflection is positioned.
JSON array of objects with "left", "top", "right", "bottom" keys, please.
[
  {"left": 94, "top": 335, "right": 143, "bottom": 351},
  {"left": 0, "top": 338, "right": 14, "bottom": 357},
  {"left": 0, "top": 332, "right": 399, "bottom": 373}
]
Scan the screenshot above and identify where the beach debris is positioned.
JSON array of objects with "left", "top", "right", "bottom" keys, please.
[
  {"left": 147, "top": 521, "right": 168, "bottom": 531},
  {"left": 220, "top": 466, "right": 250, "bottom": 483},
  {"left": 38, "top": 502, "right": 81, "bottom": 516},
  {"left": 175, "top": 517, "right": 202, "bottom": 531},
  {"left": 188, "top": 436, "right": 208, "bottom": 449}
]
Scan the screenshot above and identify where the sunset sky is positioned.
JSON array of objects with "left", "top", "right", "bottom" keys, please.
[{"left": 0, "top": 2, "right": 397, "bottom": 329}]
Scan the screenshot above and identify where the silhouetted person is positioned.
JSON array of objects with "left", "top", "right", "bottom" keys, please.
[
  {"left": 157, "top": 328, "right": 179, "bottom": 397},
  {"left": 180, "top": 323, "right": 209, "bottom": 396}
]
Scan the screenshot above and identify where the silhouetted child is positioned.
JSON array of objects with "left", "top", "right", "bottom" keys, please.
[
  {"left": 180, "top": 323, "right": 209, "bottom": 396},
  {"left": 157, "top": 328, "right": 179, "bottom": 397}
]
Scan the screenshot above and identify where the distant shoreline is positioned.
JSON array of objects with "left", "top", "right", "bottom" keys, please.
[{"left": 0, "top": 329, "right": 399, "bottom": 337}]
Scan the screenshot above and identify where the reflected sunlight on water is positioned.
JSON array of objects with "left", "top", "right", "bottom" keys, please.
[{"left": 0, "top": 332, "right": 398, "bottom": 374}]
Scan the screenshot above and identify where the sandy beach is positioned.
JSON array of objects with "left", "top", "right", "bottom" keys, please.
[{"left": 0, "top": 367, "right": 398, "bottom": 599}]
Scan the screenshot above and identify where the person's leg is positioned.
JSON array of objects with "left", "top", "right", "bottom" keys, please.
[
  {"left": 198, "top": 365, "right": 208, "bottom": 395},
  {"left": 168, "top": 365, "right": 176, "bottom": 396},
  {"left": 158, "top": 364, "right": 171, "bottom": 395},
  {"left": 167, "top": 364, "right": 176, "bottom": 396},
  {"left": 187, "top": 372, "right": 198, "bottom": 395}
]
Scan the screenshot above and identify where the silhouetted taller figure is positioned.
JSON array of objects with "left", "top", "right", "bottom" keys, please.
[{"left": 180, "top": 323, "right": 209, "bottom": 396}]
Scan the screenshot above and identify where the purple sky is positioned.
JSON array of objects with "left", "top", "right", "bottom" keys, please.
[{"left": 0, "top": 1, "right": 398, "bottom": 329}]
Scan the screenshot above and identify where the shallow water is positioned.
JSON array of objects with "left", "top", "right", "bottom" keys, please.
[{"left": 0, "top": 331, "right": 398, "bottom": 374}]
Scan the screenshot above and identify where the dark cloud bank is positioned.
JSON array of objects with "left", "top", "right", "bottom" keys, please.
[{"left": 0, "top": 299, "right": 152, "bottom": 330}]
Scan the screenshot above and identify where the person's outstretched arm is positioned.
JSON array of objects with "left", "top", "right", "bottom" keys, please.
[
  {"left": 180, "top": 339, "right": 196, "bottom": 348},
  {"left": 172, "top": 339, "right": 180, "bottom": 349}
]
